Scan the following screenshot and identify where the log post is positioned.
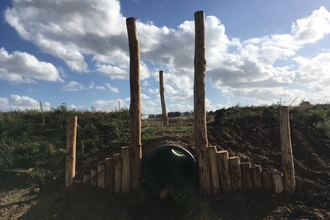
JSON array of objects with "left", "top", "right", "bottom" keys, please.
[
  {"left": 279, "top": 106, "right": 296, "bottom": 193},
  {"left": 98, "top": 163, "right": 106, "bottom": 188},
  {"left": 208, "top": 146, "right": 221, "bottom": 195},
  {"left": 241, "top": 162, "right": 253, "bottom": 190},
  {"left": 90, "top": 169, "right": 97, "bottom": 186},
  {"left": 105, "top": 158, "right": 114, "bottom": 192},
  {"left": 251, "top": 164, "right": 262, "bottom": 188},
  {"left": 262, "top": 172, "right": 273, "bottom": 190},
  {"left": 114, "top": 153, "right": 122, "bottom": 194},
  {"left": 217, "top": 150, "right": 232, "bottom": 192},
  {"left": 65, "top": 116, "right": 77, "bottom": 187},
  {"left": 159, "top": 70, "right": 169, "bottom": 126},
  {"left": 126, "top": 17, "right": 142, "bottom": 192},
  {"left": 121, "top": 146, "right": 131, "bottom": 193},
  {"left": 272, "top": 171, "right": 284, "bottom": 193},
  {"left": 194, "top": 10, "right": 211, "bottom": 196},
  {"left": 229, "top": 156, "right": 243, "bottom": 190},
  {"left": 83, "top": 172, "right": 90, "bottom": 184}
]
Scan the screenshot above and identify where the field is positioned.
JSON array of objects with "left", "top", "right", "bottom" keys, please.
[{"left": 0, "top": 103, "right": 330, "bottom": 219}]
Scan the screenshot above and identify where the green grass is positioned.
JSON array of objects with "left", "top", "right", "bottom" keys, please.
[{"left": 1, "top": 102, "right": 330, "bottom": 184}]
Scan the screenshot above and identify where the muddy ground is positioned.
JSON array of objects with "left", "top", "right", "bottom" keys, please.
[{"left": 1, "top": 107, "right": 330, "bottom": 220}]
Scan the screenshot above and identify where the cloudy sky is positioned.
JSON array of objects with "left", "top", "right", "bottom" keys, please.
[{"left": 1, "top": 0, "right": 330, "bottom": 113}]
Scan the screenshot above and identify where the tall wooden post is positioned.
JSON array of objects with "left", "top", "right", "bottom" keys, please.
[
  {"left": 194, "top": 11, "right": 211, "bottom": 196},
  {"left": 159, "top": 70, "right": 169, "bottom": 126},
  {"left": 65, "top": 116, "right": 77, "bottom": 187},
  {"left": 126, "top": 17, "right": 142, "bottom": 192},
  {"left": 279, "top": 106, "right": 296, "bottom": 193}
]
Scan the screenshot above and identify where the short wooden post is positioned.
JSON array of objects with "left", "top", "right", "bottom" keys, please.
[
  {"left": 114, "top": 153, "right": 122, "bottom": 194},
  {"left": 241, "top": 162, "right": 253, "bottom": 190},
  {"left": 272, "top": 171, "right": 284, "bottom": 193},
  {"left": 121, "top": 146, "right": 131, "bottom": 193},
  {"left": 159, "top": 70, "right": 169, "bottom": 126},
  {"left": 208, "top": 146, "right": 221, "bottom": 195},
  {"left": 126, "top": 17, "right": 142, "bottom": 192},
  {"left": 229, "top": 157, "right": 243, "bottom": 190},
  {"left": 90, "top": 169, "right": 97, "bottom": 186},
  {"left": 83, "top": 172, "right": 90, "bottom": 184},
  {"left": 217, "top": 150, "right": 232, "bottom": 192},
  {"left": 65, "top": 116, "right": 77, "bottom": 187},
  {"left": 251, "top": 164, "right": 262, "bottom": 188},
  {"left": 98, "top": 163, "right": 106, "bottom": 188},
  {"left": 194, "top": 10, "right": 211, "bottom": 196},
  {"left": 279, "top": 106, "right": 296, "bottom": 193},
  {"left": 262, "top": 172, "right": 272, "bottom": 190},
  {"left": 105, "top": 158, "right": 114, "bottom": 192}
]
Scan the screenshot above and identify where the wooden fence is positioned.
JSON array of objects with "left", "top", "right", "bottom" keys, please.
[{"left": 74, "top": 146, "right": 131, "bottom": 194}]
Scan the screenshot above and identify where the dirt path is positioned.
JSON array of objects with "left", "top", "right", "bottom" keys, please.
[{"left": 0, "top": 187, "right": 38, "bottom": 220}]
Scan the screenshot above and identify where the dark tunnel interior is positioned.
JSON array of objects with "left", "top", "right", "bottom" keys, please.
[{"left": 143, "top": 145, "right": 198, "bottom": 194}]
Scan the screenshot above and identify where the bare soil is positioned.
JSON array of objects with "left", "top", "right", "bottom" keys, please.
[{"left": 1, "top": 110, "right": 330, "bottom": 220}]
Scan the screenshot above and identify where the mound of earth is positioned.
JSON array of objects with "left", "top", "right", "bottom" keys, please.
[{"left": 1, "top": 106, "right": 330, "bottom": 219}]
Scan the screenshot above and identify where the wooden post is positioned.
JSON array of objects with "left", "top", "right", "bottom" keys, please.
[
  {"left": 126, "top": 17, "right": 142, "bottom": 192},
  {"left": 279, "top": 106, "right": 296, "bottom": 193},
  {"left": 208, "top": 146, "right": 221, "bottom": 195},
  {"left": 83, "top": 172, "right": 90, "bottom": 184},
  {"left": 98, "top": 163, "right": 106, "bottom": 188},
  {"left": 272, "top": 171, "right": 284, "bottom": 193},
  {"left": 241, "top": 162, "right": 253, "bottom": 190},
  {"left": 251, "top": 164, "right": 262, "bottom": 188},
  {"left": 159, "top": 70, "right": 168, "bottom": 126},
  {"left": 229, "top": 157, "right": 243, "bottom": 190},
  {"left": 105, "top": 158, "right": 114, "bottom": 192},
  {"left": 121, "top": 146, "right": 131, "bottom": 193},
  {"left": 194, "top": 10, "right": 211, "bottom": 196},
  {"left": 65, "top": 116, "right": 77, "bottom": 187},
  {"left": 114, "top": 153, "right": 122, "bottom": 194},
  {"left": 217, "top": 150, "right": 232, "bottom": 192},
  {"left": 90, "top": 169, "right": 97, "bottom": 186},
  {"left": 262, "top": 172, "right": 273, "bottom": 190}
]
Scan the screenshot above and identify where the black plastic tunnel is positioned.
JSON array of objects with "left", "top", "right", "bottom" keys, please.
[{"left": 142, "top": 145, "right": 198, "bottom": 196}]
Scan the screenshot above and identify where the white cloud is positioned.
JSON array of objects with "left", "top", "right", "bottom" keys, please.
[
  {"left": 92, "top": 98, "right": 126, "bottom": 111},
  {"left": 62, "top": 81, "right": 84, "bottom": 91},
  {"left": 141, "top": 93, "right": 150, "bottom": 99},
  {"left": 0, "top": 47, "right": 62, "bottom": 84},
  {"left": 291, "top": 6, "right": 330, "bottom": 44},
  {"left": 294, "top": 52, "right": 330, "bottom": 91},
  {"left": 95, "top": 86, "right": 106, "bottom": 90},
  {"left": 97, "top": 64, "right": 128, "bottom": 79},
  {"left": 148, "top": 88, "right": 159, "bottom": 94},
  {"left": 62, "top": 81, "right": 112, "bottom": 92},
  {"left": 5, "top": 0, "right": 126, "bottom": 72},
  {"left": 0, "top": 95, "right": 51, "bottom": 111},
  {"left": 106, "top": 83, "right": 119, "bottom": 93}
]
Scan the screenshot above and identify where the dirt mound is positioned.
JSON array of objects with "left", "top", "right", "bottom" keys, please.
[{"left": 2, "top": 106, "right": 330, "bottom": 219}]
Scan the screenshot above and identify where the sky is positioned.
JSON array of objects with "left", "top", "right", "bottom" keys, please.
[{"left": 1, "top": 0, "right": 330, "bottom": 114}]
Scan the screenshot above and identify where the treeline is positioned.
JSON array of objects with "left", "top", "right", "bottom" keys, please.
[{"left": 148, "top": 111, "right": 215, "bottom": 118}]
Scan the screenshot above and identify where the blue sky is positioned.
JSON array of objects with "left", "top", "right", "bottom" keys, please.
[{"left": 1, "top": 0, "right": 330, "bottom": 113}]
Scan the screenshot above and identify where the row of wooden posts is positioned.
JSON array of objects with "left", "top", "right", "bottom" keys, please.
[
  {"left": 71, "top": 145, "right": 289, "bottom": 196},
  {"left": 209, "top": 147, "right": 286, "bottom": 194},
  {"left": 74, "top": 146, "right": 131, "bottom": 194},
  {"left": 65, "top": 11, "right": 296, "bottom": 196},
  {"left": 72, "top": 146, "right": 286, "bottom": 195}
]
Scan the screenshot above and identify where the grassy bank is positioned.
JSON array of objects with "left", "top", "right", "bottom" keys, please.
[{"left": 1, "top": 102, "right": 329, "bottom": 184}]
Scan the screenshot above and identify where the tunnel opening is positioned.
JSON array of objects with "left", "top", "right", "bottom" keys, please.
[{"left": 143, "top": 145, "right": 198, "bottom": 197}]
